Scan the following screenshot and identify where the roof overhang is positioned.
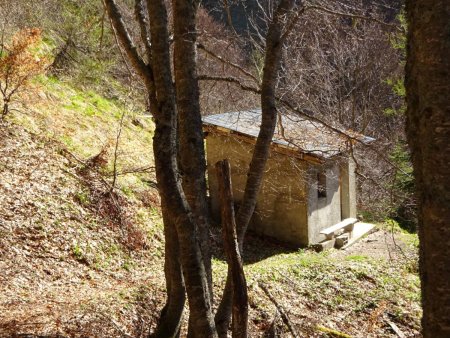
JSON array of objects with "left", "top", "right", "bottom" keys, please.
[{"left": 202, "top": 109, "right": 376, "bottom": 164}]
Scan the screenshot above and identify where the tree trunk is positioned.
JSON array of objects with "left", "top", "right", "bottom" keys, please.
[
  {"left": 172, "top": 1, "right": 213, "bottom": 336},
  {"left": 405, "top": 1, "right": 450, "bottom": 337},
  {"left": 103, "top": 0, "right": 155, "bottom": 91},
  {"left": 146, "top": 1, "right": 217, "bottom": 336},
  {"left": 150, "top": 209, "right": 185, "bottom": 338},
  {"left": 105, "top": 0, "right": 215, "bottom": 335},
  {"left": 215, "top": 1, "right": 295, "bottom": 336},
  {"left": 172, "top": 0, "right": 212, "bottom": 299},
  {"left": 104, "top": 2, "right": 187, "bottom": 335},
  {"left": 216, "top": 160, "right": 248, "bottom": 338},
  {"left": 1, "top": 102, "right": 8, "bottom": 119}
]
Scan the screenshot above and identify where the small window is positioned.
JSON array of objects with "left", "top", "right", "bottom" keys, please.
[{"left": 317, "top": 170, "right": 327, "bottom": 198}]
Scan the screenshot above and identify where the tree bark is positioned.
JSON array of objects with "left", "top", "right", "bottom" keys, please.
[
  {"left": 151, "top": 209, "right": 185, "bottom": 338},
  {"left": 172, "top": 1, "right": 213, "bottom": 336},
  {"left": 104, "top": 2, "right": 187, "bottom": 335},
  {"left": 103, "top": 0, "right": 154, "bottom": 91},
  {"left": 146, "top": 1, "right": 217, "bottom": 336},
  {"left": 103, "top": 0, "right": 159, "bottom": 119},
  {"left": 1, "top": 101, "right": 8, "bottom": 119},
  {"left": 405, "top": 1, "right": 450, "bottom": 337},
  {"left": 215, "top": 1, "right": 295, "bottom": 336},
  {"left": 216, "top": 160, "right": 248, "bottom": 338},
  {"left": 172, "top": 0, "right": 213, "bottom": 337},
  {"left": 172, "top": 0, "right": 212, "bottom": 299},
  {"left": 105, "top": 0, "right": 218, "bottom": 335}
]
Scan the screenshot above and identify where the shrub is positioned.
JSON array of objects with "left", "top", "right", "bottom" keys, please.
[{"left": 0, "top": 28, "right": 48, "bottom": 119}]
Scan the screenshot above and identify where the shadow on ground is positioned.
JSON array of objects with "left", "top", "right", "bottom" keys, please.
[{"left": 211, "top": 226, "right": 299, "bottom": 264}]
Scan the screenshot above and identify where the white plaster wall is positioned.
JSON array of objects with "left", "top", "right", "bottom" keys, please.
[
  {"left": 340, "top": 158, "right": 357, "bottom": 219},
  {"left": 307, "top": 162, "right": 342, "bottom": 244}
]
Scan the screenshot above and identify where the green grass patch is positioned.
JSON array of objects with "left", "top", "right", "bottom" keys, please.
[{"left": 345, "top": 254, "right": 369, "bottom": 262}]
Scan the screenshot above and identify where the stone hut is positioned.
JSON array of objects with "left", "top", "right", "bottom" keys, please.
[{"left": 203, "top": 109, "right": 374, "bottom": 247}]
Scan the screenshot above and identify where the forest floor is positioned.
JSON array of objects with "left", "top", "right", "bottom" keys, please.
[{"left": 0, "top": 78, "right": 421, "bottom": 337}]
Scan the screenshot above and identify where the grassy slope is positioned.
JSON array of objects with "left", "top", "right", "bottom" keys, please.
[
  {"left": 236, "top": 229, "right": 421, "bottom": 337},
  {"left": 0, "top": 76, "right": 167, "bottom": 337},
  {"left": 0, "top": 77, "right": 421, "bottom": 337}
]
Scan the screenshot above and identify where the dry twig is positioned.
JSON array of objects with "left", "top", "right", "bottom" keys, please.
[{"left": 259, "top": 282, "right": 299, "bottom": 338}]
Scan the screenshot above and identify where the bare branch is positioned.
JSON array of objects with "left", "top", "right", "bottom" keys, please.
[
  {"left": 222, "top": 0, "right": 239, "bottom": 37},
  {"left": 198, "top": 75, "right": 261, "bottom": 95},
  {"left": 280, "top": 5, "right": 306, "bottom": 42},
  {"left": 103, "top": 0, "right": 152, "bottom": 86},
  {"left": 280, "top": 4, "right": 400, "bottom": 43},
  {"left": 134, "top": 0, "right": 152, "bottom": 62},
  {"left": 306, "top": 5, "right": 401, "bottom": 30},
  {"left": 197, "top": 43, "right": 260, "bottom": 85},
  {"left": 107, "top": 165, "right": 155, "bottom": 177}
]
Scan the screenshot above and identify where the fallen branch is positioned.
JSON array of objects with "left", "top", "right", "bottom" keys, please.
[
  {"left": 259, "top": 283, "right": 299, "bottom": 338},
  {"left": 60, "top": 147, "right": 114, "bottom": 192},
  {"left": 387, "top": 320, "right": 406, "bottom": 338},
  {"left": 266, "top": 310, "right": 280, "bottom": 338},
  {"left": 106, "top": 165, "right": 155, "bottom": 176},
  {"left": 316, "top": 325, "right": 352, "bottom": 338}
]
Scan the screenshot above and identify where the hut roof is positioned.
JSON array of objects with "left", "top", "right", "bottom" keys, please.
[{"left": 203, "top": 109, "right": 375, "bottom": 160}]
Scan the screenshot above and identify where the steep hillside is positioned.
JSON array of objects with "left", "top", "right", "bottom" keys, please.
[
  {"left": 0, "top": 77, "right": 167, "bottom": 337},
  {"left": 0, "top": 78, "right": 421, "bottom": 337}
]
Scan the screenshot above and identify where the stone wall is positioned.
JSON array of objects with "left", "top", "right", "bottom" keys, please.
[
  {"left": 205, "top": 132, "right": 353, "bottom": 246},
  {"left": 206, "top": 132, "right": 310, "bottom": 246}
]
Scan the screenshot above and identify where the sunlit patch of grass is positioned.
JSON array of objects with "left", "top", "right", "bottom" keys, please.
[
  {"left": 399, "top": 232, "right": 419, "bottom": 249},
  {"left": 238, "top": 250, "right": 332, "bottom": 286},
  {"left": 215, "top": 239, "right": 422, "bottom": 335},
  {"left": 345, "top": 254, "right": 369, "bottom": 262},
  {"left": 14, "top": 75, "right": 155, "bottom": 198}
]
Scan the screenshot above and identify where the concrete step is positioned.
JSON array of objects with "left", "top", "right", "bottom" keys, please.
[
  {"left": 334, "top": 233, "right": 350, "bottom": 249},
  {"left": 342, "top": 222, "right": 376, "bottom": 249},
  {"left": 313, "top": 238, "right": 336, "bottom": 252}
]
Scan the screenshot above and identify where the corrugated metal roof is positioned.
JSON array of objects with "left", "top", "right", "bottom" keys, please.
[{"left": 203, "top": 109, "right": 375, "bottom": 159}]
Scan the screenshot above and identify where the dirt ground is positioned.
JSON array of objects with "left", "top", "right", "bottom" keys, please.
[
  {"left": 0, "top": 122, "right": 166, "bottom": 337},
  {"left": 333, "top": 227, "right": 417, "bottom": 261}
]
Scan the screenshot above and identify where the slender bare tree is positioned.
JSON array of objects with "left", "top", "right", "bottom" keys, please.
[{"left": 214, "top": 1, "right": 296, "bottom": 335}]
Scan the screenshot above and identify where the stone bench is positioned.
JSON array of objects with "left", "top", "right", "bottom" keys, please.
[{"left": 320, "top": 218, "right": 358, "bottom": 240}]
